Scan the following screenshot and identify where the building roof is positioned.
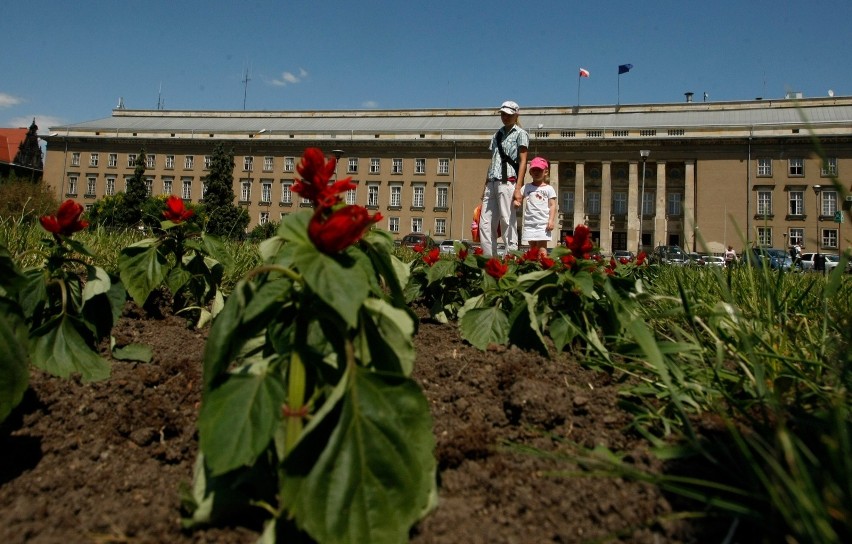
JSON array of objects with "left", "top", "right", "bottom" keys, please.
[
  {"left": 0, "top": 128, "right": 27, "bottom": 163},
  {"left": 46, "top": 96, "right": 852, "bottom": 142}
]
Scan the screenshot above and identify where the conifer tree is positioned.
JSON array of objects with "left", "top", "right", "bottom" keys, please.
[
  {"left": 202, "top": 142, "right": 249, "bottom": 237},
  {"left": 13, "top": 119, "right": 44, "bottom": 179}
]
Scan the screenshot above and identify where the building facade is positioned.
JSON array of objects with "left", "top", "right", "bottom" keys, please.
[{"left": 43, "top": 96, "right": 852, "bottom": 255}]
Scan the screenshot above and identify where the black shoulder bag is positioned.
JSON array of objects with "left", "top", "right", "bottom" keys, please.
[{"left": 494, "top": 129, "right": 519, "bottom": 181}]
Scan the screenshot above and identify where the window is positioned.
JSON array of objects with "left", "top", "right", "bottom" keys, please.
[
  {"left": 434, "top": 218, "right": 446, "bottom": 235},
  {"left": 388, "top": 217, "right": 400, "bottom": 233},
  {"left": 127, "top": 154, "right": 137, "bottom": 167},
  {"left": 243, "top": 156, "right": 253, "bottom": 171},
  {"left": 108, "top": 153, "right": 117, "bottom": 167},
  {"left": 789, "top": 190, "right": 804, "bottom": 215},
  {"left": 86, "top": 176, "right": 96, "bottom": 196},
  {"left": 789, "top": 228, "right": 804, "bottom": 247},
  {"left": 106, "top": 176, "right": 116, "bottom": 196},
  {"left": 284, "top": 157, "right": 295, "bottom": 172},
  {"left": 412, "top": 185, "right": 425, "bottom": 208},
  {"left": 259, "top": 212, "right": 270, "bottom": 226},
  {"left": 757, "top": 158, "right": 772, "bottom": 176},
  {"left": 389, "top": 185, "right": 402, "bottom": 207},
  {"left": 757, "top": 190, "right": 772, "bottom": 216},
  {"left": 348, "top": 157, "right": 358, "bottom": 173},
  {"left": 146, "top": 154, "right": 156, "bottom": 168},
  {"left": 264, "top": 156, "right": 274, "bottom": 171},
  {"left": 415, "top": 158, "right": 426, "bottom": 174},
  {"left": 165, "top": 155, "right": 175, "bottom": 169},
  {"left": 201, "top": 182, "right": 207, "bottom": 200},
  {"left": 642, "top": 191, "right": 655, "bottom": 216},
  {"left": 438, "top": 158, "right": 450, "bottom": 175},
  {"left": 562, "top": 192, "right": 574, "bottom": 214},
  {"left": 182, "top": 178, "right": 192, "bottom": 199},
  {"left": 612, "top": 192, "right": 627, "bottom": 215},
  {"left": 281, "top": 182, "right": 293, "bottom": 204},
  {"left": 204, "top": 156, "right": 212, "bottom": 170},
  {"left": 392, "top": 159, "right": 403, "bottom": 174},
  {"left": 821, "top": 190, "right": 837, "bottom": 215},
  {"left": 757, "top": 227, "right": 772, "bottom": 247},
  {"left": 145, "top": 178, "right": 153, "bottom": 197},
  {"left": 367, "top": 185, "right": 379, "bottom": 207},
  {"left": 261, "top": 182, "right": 272, "bottom": 203},
  {"left": 411, "top": 217, "right": 423, "bottom": 233},
  {"left": 184, "top": 155, "right": 194, "bottom": 169},
  {"left": 345, "top": 186, "right": 357, "bottom": 205},
  {"left": 71, "top": 152, "right": 80, "bottom": 166},
  {"left": 67, "top": 176, "right": 78, "bottom": 195},
  {"left": 163, "top": 177, "right": 173, "bottom": 195},
  {"left": 821, "top": 157, "right": 837, "bottom": 177},
  {"left": 788, "top": 158, "right": 804, "bottom": 176},
  {"left": 666, "top": 192, "right": 682, "bottom": 216},
  {"left": 822, "top": 229, "right": 838, "bottom": 249},
  {"left": 241, "top": 181, "right": 251, "bottom": 202},
  {"left": 585, "top": 192, "right": 601, "bottom": 214},
  {"left": 370, "top": 158, "right": 381, "bottom": 174},
  {"left": 436, "top": 186, "right": 448, "bottom": 208},
  {"left": 89, "top": 153, "right": 99, "bottom": 167}
]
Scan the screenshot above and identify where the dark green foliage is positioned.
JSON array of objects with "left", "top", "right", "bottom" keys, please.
[
  {"left": 123, "top": 149, "right": 149, "bottom": 225},
  {"left": 0, "top": 176, "right": 58, "bottom": 221},
  {"left": 202, "top": 143, "right": 249, "bottom": 238},
  {"left": 247, "top": 220, "right": 278, "bottom": 242}
]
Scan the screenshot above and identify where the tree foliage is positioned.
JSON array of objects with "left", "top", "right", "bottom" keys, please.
[{"left": 202, "top": 143, "right": 248, "bottom": 238}]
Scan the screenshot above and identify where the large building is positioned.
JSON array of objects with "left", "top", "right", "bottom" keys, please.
[{"left": 43, "top": 95, "right": 852, "bottom": 255}]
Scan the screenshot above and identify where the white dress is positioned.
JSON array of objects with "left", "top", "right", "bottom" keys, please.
[{"left": 521, "top": 183, "right": 556, "bottom": 243}]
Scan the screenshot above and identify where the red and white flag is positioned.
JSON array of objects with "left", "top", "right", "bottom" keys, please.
[{"left": 579, "top": 68, "right": 590, "bottom": 78}]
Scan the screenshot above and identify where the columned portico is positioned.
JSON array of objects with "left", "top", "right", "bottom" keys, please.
[
  {"left": 600, "top": 161, "right": 612, "bottom": 254},
  {"left": 683, "top": 159, "right": 696, "bottom": 251},
  {"left": 573, "top": 162, "right": 585, "bottom": 229},
  {"left": 627, "top": 160, "right": 639, "bottom": 253},
  {"left": 654, "top": 161, "right": 667, "bottom": 246}
]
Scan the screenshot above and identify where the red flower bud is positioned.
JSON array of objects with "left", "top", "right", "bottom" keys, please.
[
  {"left": 485, "top": 257, "right": 508, "bottom": 279},
  {"left": 308, "top": 205, "right": 381, "bottom": 254},
  {"left": 163, "top": 195, "right": 194, "bottom": 223},
  {"left": 40, "top": 199, "right": 89, "bottom": 236},
  {"left": 423, "top": 247, "right": 440, "bottom": 266}
]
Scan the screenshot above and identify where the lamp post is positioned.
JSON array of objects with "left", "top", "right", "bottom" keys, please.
[
  {"left": 331, "top": 149, "right": 344, "bottom": 181},
  {"left": 813, "top": 185, "right": 822, "bottom": 271},
  {"left": 638, "top": 149, "right": 650, "bottom": 253}
]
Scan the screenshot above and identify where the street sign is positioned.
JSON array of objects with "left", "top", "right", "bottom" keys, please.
[{"left": 834, "top": 210, "right": 844, "bottom": 223}]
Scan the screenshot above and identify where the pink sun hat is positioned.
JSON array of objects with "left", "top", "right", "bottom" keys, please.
[{"left": 528, "top": 156, "right": 549, "bottom": 171}]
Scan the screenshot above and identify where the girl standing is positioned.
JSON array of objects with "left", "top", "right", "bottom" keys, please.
[{"left": 521, "top": 156, "right": 557, "bottom": 257}]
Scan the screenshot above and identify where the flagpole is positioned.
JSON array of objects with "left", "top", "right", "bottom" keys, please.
[
  {"left": 577, "top": 73, "right": 581, "bottom": 107},
  {"left": 617, "top": 74, "right": 620, "bottom": 106}
]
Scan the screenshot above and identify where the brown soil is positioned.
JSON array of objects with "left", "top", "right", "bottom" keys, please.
[{"left": 0, "top": 304, "right": 702, "bottom": 544}]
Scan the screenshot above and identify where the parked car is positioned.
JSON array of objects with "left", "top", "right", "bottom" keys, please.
[
  {"left": 746, "top": 247, "right": 793, "bottom": 271},
  {"left": 612, "top": 250, "right": 636, "bottom": 262},
  {"left": 439, "top": 239, "right": 459, "bottom": 254},
  {"left": 701, "top": 255, "right": 726, "bottom": 267},
  {"left": 651, "top": 245, "right": 688, "bottom": 265},
  {"left": 401, "top": 233, "right": 437, "bottom": 250},
  {"left": 686, "top": 252, "right": 706, "bottom": 266},
  {"left": 798, "top": 252, "right": 840, "bottom": 273}
]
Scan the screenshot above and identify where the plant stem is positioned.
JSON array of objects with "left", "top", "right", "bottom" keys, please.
[
  {"left": 284, "top": 349, "right": 306, "bottom": 455},
  {"left": 245, "top": 264, "right": 303, "bottom": 284}
]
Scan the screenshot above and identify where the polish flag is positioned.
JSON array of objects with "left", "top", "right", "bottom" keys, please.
[{"left": 579, "top": 68, "right": 590, "bottom": 78}]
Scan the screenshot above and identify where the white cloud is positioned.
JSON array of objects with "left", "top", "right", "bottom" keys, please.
[
  {"left": 270, "top": 68, "right": 309, "bottom": 87},
  {"left": 0, "top": 93, "right": 23, "bottom": 108},
  {"left": 8, "top": 115, "right": 66, "bottom": 134},
  {"left": 361, "top": 101, "right": 379, "bottom": 109}
]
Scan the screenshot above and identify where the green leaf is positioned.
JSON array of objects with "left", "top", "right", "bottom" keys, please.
[
  {"left": 198, "top": 371, "right": 286, "bottom": 475},
  {"left": 426, "top": 259, "right": 456, "bottom": 285},
  {"left": 0, "top": 313, "right": 29, "bottom": 423},
  {"left": 82, "top": 265, "right": 111, "bottom": 301},
  {"left": 281, "top": 369, "right": 436, "bottom": 544},
  {"left": 459, "top": 306, "right": 510, "bottom": 350},
  {"left": 200, "top": 232, "right": 234, "bottom": 269},
  {"left": 30, "top": 315, "right": 110, "bottom": 381},
  {"left": 549, "top": 312, "right": 581, "bottom": 352},
  {"left": 166, "top": 265, "right": 193, "bottom": 296},
  {"left": 360, "top": 298, "right": 416, "bottom": 375},
  {"left": 292, "top": 243, "right": 369, "bottom": 329},
  {"left": 508, "top": 291, "right": 549, "bottom": 355},
  {"left": 18, "top": 268, "right": 47, "bottom": 319},
  {"left": 112, "top": 343, "right": 153, "bottom": 363},
  {"left": 119, "top": 243, "right": 168, "bottom": 306}
]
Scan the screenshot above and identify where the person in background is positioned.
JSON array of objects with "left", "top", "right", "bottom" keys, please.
[
  {"left": 520, "top": 156, "right": 557, "bottom": 258},
  {"left": 480, "top": 100, "right": 529, "bottom": 257},
  {"left": 724, "top": 245, "right": 737, "bottom": 267}
]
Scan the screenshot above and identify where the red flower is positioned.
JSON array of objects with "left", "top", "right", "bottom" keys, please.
[
  {"left": 521, "top": 247, "right": 540, "bottom": 263},
  {"left": 473, "top": 246, "right": 484, "bottom": 256},
  {"left": 564, "top": 225, "right": 593, "bottom": 259},
  {"left": 561, "top": 254, "right": 576, "bottom": 269},
  {"left": 292, "top": 148, "right": 356, "bottom": 209},
  {"left": 458, "top": 249, "right": 468, "bottom": 260},
  {"left": 636, "top": 251, "right": 647, "bottom": 265},
  {"left": 540, "top": 256, "right": 555, "bottom": 269},
  {"left": 618, "top": 257, "right": 629, "bottom": 265},
  {"left": 308, "top": 205, "right": 382, "bottom": 254},
  {"left": 484, "top": 258, "right": 508, "bottom": 279},
  {"left": 423, "top": 247, "right": 440, "bottom": 266},
  {"left": 413, "top": 243, "right": 426, "bottom": 254},
  {"left": 40, "top": 199, "right": 89, "bottom": 236},
  {"left": 163, "top": 195, "right": 194, "bottom": 223}
]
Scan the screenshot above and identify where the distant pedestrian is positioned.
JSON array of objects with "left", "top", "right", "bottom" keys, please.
[
  {"left": 480, "top": 100, "right": 529, "bottom": 257},
  {"left": 724, "top": 245, "right": 737, "bottom": 267},
  {"left": 520, "top": 156, "right": 557, "bottom": 257}
]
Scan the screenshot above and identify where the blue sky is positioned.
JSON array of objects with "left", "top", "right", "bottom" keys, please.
[{"left": 2, "top": 0, "right": 850, "bottom": 133}]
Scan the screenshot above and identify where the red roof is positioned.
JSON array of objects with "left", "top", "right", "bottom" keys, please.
[{"left": 0, "top": 128, "right": 28, "bottom": 163}]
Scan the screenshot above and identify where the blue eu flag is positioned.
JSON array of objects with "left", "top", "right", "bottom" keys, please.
[{"left": 618, "top": 64, "right": 633, "bottom": 74}]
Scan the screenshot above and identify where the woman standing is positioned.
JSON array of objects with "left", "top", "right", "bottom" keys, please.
[{"left": 479, "top": 100, "right": 529, "bottom": 257}]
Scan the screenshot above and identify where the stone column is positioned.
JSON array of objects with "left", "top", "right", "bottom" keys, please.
[
  {"left": 600, "top": 161, "right": 612, "bottom": 254},
  {"left": 654, "top": 161, "right": 667, "bottom": 246},
  {"left": 627, "top": 161, "right": 639, "bottom": 253},
  {"left": 573, "top": 162, "right": 585, "bottom": 229},
  {"left": 683, "top": 160, "right": 696, "bottom": 251}
]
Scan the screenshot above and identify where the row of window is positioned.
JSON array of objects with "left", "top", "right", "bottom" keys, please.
[
  {"left": 70, "top": 152, "right": 452, "bottom": 175},
  {"left": 560, "top": 191, "right": 683, "bottom": 216},
  {"left": 253, "top": 211, "right": 447, "bottom": 236},
  {"left": 754, "top": 227, "right": 839, "bottom": 249},
  {"left": 756, "top": 157, "right": 838, "bottom": 177},
  {"left": 755, "top": 188, "right": 839, "bottom": 216}
]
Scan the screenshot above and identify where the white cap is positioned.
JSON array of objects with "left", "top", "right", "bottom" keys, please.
[{"left": 499, "top": 100, "right": 519, "bottom": 115}]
